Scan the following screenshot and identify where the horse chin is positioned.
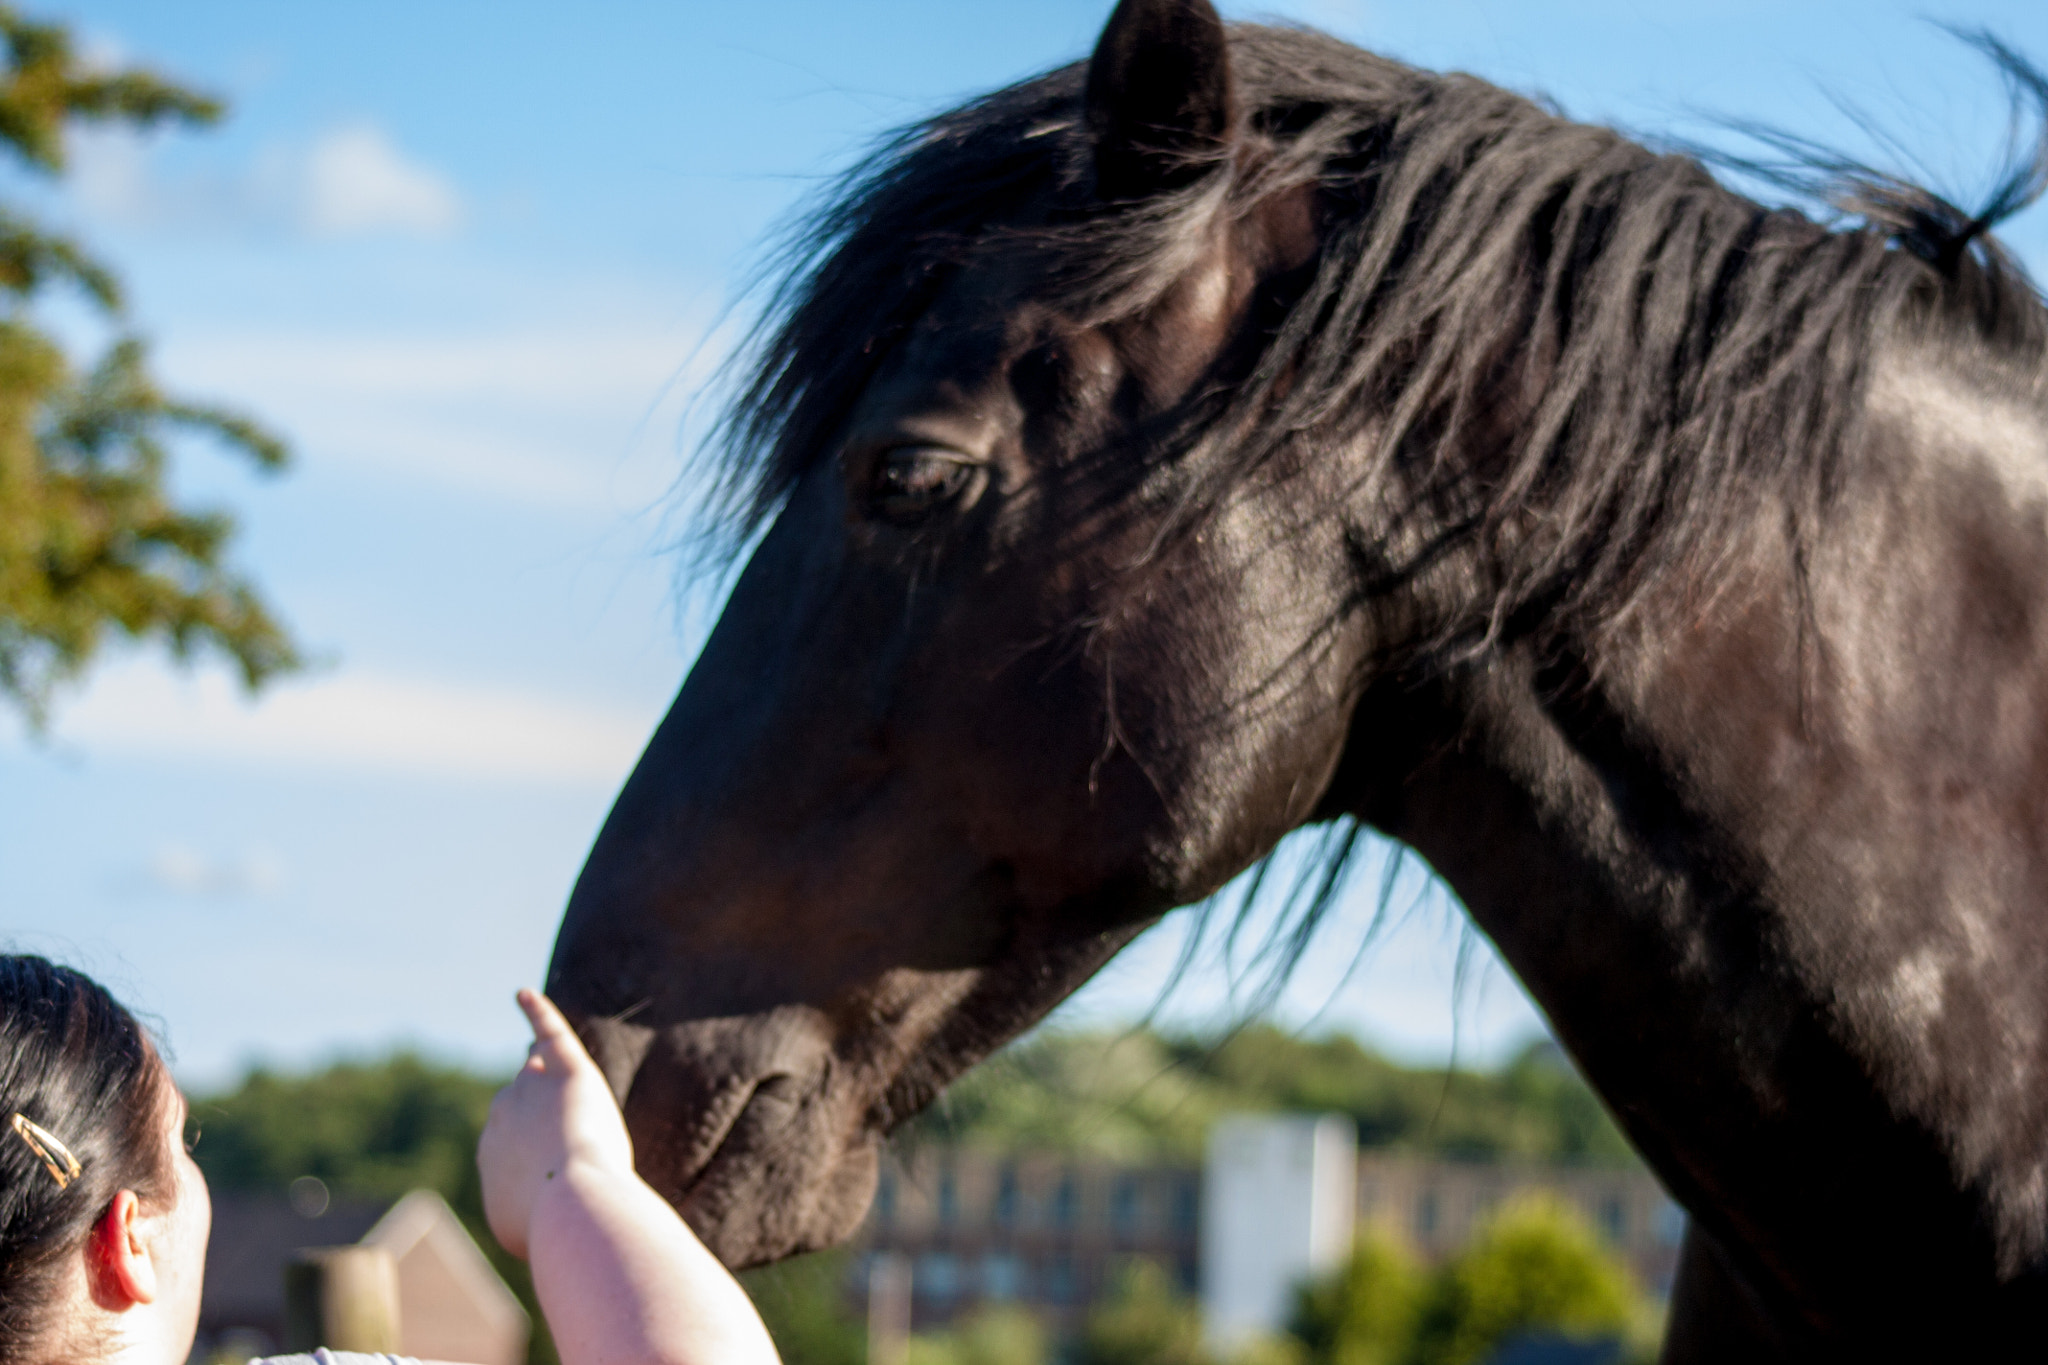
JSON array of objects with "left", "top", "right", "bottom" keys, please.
[
  {"left": 671, "top": 1116, "right": 882, "bottom": 1269},
  {"left": 572, "top": 1009, "right": 882, "bottom": 1269}
]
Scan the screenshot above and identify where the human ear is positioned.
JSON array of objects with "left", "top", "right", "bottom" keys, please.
[{"left": 91, "top": 1190, "right": 159, "bottom": 1308}]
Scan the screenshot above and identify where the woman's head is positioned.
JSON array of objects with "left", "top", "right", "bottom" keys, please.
[{"left": 0, "top": 955, "right": 199, "bottom": 1365}]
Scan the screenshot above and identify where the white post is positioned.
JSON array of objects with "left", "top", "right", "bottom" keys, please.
[
  {"left": 1201, "top": 1113, "right": 1357, "bottom": 1353},
  {"left": 867, "top": 1252, "right": 912, "bottom": 1365},
  {"left": 283, "top": 1244, "right": 402, "bottom": 1352}
]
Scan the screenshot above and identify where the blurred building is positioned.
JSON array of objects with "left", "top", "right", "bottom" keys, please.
[
  {"left": 199, "top": 1188, "right": 386, "bottom": 1360},
  {"left": 364, "top": 1190, "right": 531, "bottom": 1365},
  {"left": 195, "top": 1185, "right": 529, "bottom": 1365},
  {"left": 851, "top": 1119, "right": 1684, "bottom": 1337},
  {"left": 1355, "top": 1150, "right": 1685, "bottom": 1288},
  {"left": 856, "top": 1147, "right": 1203, "bottom": 1336}
]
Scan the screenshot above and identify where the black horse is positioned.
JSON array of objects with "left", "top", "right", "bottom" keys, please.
[{"left": 547, "top": 1, "right": 2048, "bottom": 1356}]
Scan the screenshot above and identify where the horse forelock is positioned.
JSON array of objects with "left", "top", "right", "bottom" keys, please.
[{"left": 697, "top": 22, "right": 2048, "bottom": 671}]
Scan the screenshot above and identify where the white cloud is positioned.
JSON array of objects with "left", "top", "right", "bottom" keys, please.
[
  {"left": 297, "top": 124, "right": 462, "bottom": 239},
  {"left": 75, "top": 31, "right": 130, "bottom": 75},
  {"left": 25, "top": 657, "right": 653, "bottom": 785},
  {"left": 68, "top": 126, "right": 157, "bottom": 223},
  {"left": 65, "top": 120, "right": 463, "bottom": 242},
  {"left": 297, "top": 411, "right": 659, "bottom": 508},
  {"left": 166, "top": 327, "right": 716, "bottom": 414},
  {"left": 140, "top": 842, "right": 288, "bottom": 898},
  {"left": 156, "top": 322, "right": 728, "bottom": 510}
]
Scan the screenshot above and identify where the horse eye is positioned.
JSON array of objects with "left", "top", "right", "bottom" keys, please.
[{"left": 869, "top": 446, "right": 979, "bottom": 524}]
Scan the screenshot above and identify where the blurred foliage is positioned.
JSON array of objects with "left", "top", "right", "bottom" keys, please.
[
  {"left": 741, "top": 1253, "right": 1329, "bottom": 1365},
  {"left": 741, "top": 1249, "right": 867, "bottom": 1365},
  {"left": 1289, "top": 1198, "right": 1658, "bottom": 1365},
  {"left": 1290, "top": 1230, "right": 1422, "bottom": 1365},
  {"left": 189, "top": 1054, "right": 558, "bottom": 1365},
  {"left": 1227, "top": 1338, "right": 1309, "bottom": 1365},
  {"left": 190, "top": 1053, "right": 494, "bottom": 1207},
  {"left": 906, "top": 1025, "right": 1637, "bottom": 1166},
  {"left": 1407, "top": 1195, "right": 1651, "bottom": 1365},
  {"left": 1078, "top": 1259, "right": 1208, "bottom": 1365},
  {"left": 0, "top": 4, "right": 295, "bottom": 724},
  {"left": 1078, "top": 1259, "right": 1303, "bottom": 1365},
  {"left": 909, "top": 1304, "right": 1051, "bottom": 1365}
]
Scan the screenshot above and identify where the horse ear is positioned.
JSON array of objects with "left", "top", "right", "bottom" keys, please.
[{"left": 1085, "top": 0, "right": 1239, "bottom": 202}]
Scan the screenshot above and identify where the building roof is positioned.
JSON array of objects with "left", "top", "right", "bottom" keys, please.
[
  {"left": 202, "top": 1191, "right": 387, "bottom": 1330},
  {"left": 364, "top": 1191, "right": 529, "bottom": 1365},
  {"left": 198, "top": 1188, "right": 527, "bottom": 1365}
]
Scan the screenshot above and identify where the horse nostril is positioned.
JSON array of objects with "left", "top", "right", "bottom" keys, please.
[{"left": 749, "top": 1073, "right": 806, "bottom": 1115}]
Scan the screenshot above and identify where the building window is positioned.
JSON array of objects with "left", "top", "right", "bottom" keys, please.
[
  {"left": 1655, "top": 1199, "right": 1687, "bottom": 1247},
  {"left": 918, "top": 1252, "right": 961, "bottom": 1301},
  {"left": 874, "top": 1171, "right": 895, "bottom": 1229},
  {"left": 1052, "top": 1172, "right": 1078, "bottom": 1231},
  {"left": 995, "top": 1167, "right": 1019, "bottom": 1229},
  {"left": 982, "top": 1252, "right": 1026, "bottom": 1301},
  {"left": 1416, "top": 1190, "right": 1439, "bottom": 1238},
  {"left": 937, "top": 1169, "right": 958, "bottom": 1228},
  {"left": 1598, "top": 1195, "right": 1627, "bottom": 1243},
  {"left": 1111, "top": 1175, "right": 1141, "bottom": 1235},
  {"left": 1044, "top": 1254, "right": 1078, "bottom": 1304},
  {"left": 1173, "top": 1178, "right": 1198, "bottom": 1234}
]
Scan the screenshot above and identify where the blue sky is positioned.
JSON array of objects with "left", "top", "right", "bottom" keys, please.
[{"left": 3, "top": 0, "right": 2045, "bottom": 1088}]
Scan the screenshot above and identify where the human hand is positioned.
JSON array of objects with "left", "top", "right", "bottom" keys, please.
[{"left": 478, "top": 989, "right": 635, "bottom": 1259}]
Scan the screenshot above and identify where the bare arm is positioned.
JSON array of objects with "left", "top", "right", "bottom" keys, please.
[{"left": 478, "top": 990, "right": 781, "bottom": 1365}]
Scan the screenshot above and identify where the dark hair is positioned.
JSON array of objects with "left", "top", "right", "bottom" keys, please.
[{"left": 0, "top": 956, "right": 173, "bottom": 1365}]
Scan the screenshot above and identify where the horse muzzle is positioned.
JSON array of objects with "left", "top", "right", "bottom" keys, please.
[{"left": 567, "top": 1005, "right": 884, "bottom": 1268}]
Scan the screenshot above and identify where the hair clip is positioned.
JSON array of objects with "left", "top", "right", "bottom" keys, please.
[{"left": 10, "top": 1113, "right": 83, "bottom": 1190}]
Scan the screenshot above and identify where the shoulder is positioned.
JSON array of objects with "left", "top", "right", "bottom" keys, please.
[{"left": 250, "top": 1353, "right": 424, "bottom": 1365}]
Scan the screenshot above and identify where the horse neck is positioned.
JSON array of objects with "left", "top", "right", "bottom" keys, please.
[{"left": 1341, "top": 324, "right": 2048, "bottom": 1321}]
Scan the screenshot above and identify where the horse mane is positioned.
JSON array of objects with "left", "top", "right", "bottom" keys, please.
[{"left": 704, "top": 24, "right": 2048, "bottom": 661}]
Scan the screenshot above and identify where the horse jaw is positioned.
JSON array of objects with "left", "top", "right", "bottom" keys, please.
[
  {"left": 557, "top": 935, "right": 1155, "bottom": 1267},
  {"left": 569, "top": 1008, "right": 888, "bottom": 1267}
]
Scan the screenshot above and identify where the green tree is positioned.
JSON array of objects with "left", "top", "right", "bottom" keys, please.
[
  {"left": 190, "top": 1053, "right": 496, "bottom": 1211},
  {"left": 1171, "top": 1030, "right": 1638, "bottom": 1166},
  {"left": 907, "top": 1305, "right": 1051, "bottom": 1365},
  {"left": 1407, "top": 1195, "right": 1642, "bottom": 1365},
  {"left": 1078, "top": 1259, "right": 1208, "bottom": 1365},
  {"left": 1225, "top": 1338, "right": 1307, "bottom": 1365},
  {"left": 1290, "top": 1230, "right": 1422, "bottom": 1365},
  {"left": 740, "top": 1250, "right": 866, "bottom": 1365},
  {"left": 0, "top": 5, "right": 295, "bottom": 724},
  {"left": 907, "top": 1025, "right": 1639, "bottom": 1168},
  {"left": 904, "top": 1029, "right": 1226, "bottom": 1161}
]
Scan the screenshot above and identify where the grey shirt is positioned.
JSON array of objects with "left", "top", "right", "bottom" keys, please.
[{"left": 253, "top": 1353, "right": 422, "bottom": 1365}]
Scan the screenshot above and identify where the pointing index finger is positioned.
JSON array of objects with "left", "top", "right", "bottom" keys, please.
[{"left": 517, "top": 988, "right": 577, "bottom": 1049}]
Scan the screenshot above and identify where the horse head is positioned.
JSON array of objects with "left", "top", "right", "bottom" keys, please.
[{"left": 547, "top": 0, "right": 1363, "bottom": 1268}]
